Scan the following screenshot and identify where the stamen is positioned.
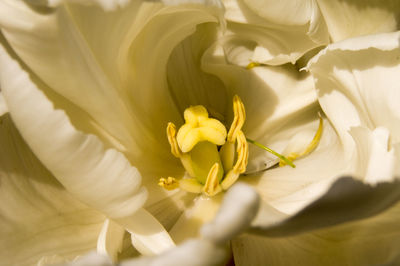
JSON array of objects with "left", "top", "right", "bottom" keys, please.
[
  {"left": 158, "top": 177, "right": 179, "bottom": 190},
  {"left": 167, "top": 122, "right": 182, "bottom": 158},
  {"left": 279, "top": 115, "right": 323, "bottom": 167},
  {"left": 246, "top": 62, "right": 260, "bottom": 69},
  {"left": 227, "top": 95, "right": 246, "bottom": 142},
  {"left": 221, "top": 131, "right": 249, "bottom": 191},
  {"left": 233, "top": 131, "right": 249, "bottom": 174},
  {"left": 203, "top": 163, "right": 222, "bottom": 196},
  {"left": 220, "top": 170, "right": 239, "bottom": 191},
  {"left": 246, "top": 138, "right": 296, "bottom": 168}
]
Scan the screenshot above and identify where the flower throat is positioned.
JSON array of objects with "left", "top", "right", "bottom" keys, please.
[{"left": 159, "top": 95, "right": 323, "bottom": 197}]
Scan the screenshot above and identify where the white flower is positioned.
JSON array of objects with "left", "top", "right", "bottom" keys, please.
[{"left": 0, "top": 0, "right": 399, "bottom": 265}]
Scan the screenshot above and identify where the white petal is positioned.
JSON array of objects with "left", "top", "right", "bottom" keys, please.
[
  {"left": 202, "top": 44, "right": 320, "bottom": 173},
  {"left": 64, "top": 239, "right": 228, "bottom": 266},
  {"left": 307, "top": 32, "right": 400, "bottom": 147},
  {"left": 200, "top": 183, "right": 260, "bottom": 244},
  {"left": 350, "top": 127, "right": 396, "bottom": 184},
  {"left": 0, "top": 0, "right": 141, "bottom": 151},
  {"left": 222, "top": 0, "right": 329, "bottom": 65},
  {"left": 0, "top": 39, "right": 147, "bottom": 219},
  {"left": 0, "top": 1, "right": 220, "bottom": 172},
  {"left": 0, "top": 114, "right": 106, "bottom": 266},
  {"left": 244, "top": 116, "right": 348, "bottom": 214},
  {"left": 118, "top": 208, "right": 175, "bottom": 255},
  {"left": 0, "top": 92, "right": 8, "bottom": 116},
  {"left": 54, "top": 252, "right": 113, "bottom": 266},
  {"left": 27, "top": 0, "right": 131, "bottom": 10},
  {"left": 167, "top": 22, "right": 228, "bottom": 118},
  {"left": 242, "top": 0, "right": 314, "bottom": 26},
  {"left": 250, "top": 177, "right": 400, "bottom": 237},
  {"left": 55, "top": 184, "right": 260, "bottom": 266},
  {"left": 233, "top": 199, "right": 400, "bottom": 265},
  {"left": 97, "top": 219, "right": 126, "bottom": 262},
  {"left": 169, "top": 195, "right": 223, "bottom": 244},
  {"left": 317, "top": 0, "right": 400, "bottom": 42}
]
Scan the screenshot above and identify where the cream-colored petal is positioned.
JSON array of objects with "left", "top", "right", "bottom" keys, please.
[
  {"left": 57, "top": 183, "right": 261, "bottom": 266},
  {"left": 307, "top": 31, "right": 400, "bottom": 148},
  {"left": 203, "top": 46, "right": 319, "bottom": 173},
  {"left": 350, "top": 127, "right": 396, "bottom": 184},
  {"left": 0, "top": 1, "right": 222, "bottom": 181},
  {"left": 117, "top": 208, "right": 175, "bottom": 256},
  {"left": 0, "top": 0, "right": 142, "bottom": 152},
  {"left": 166, "top": 22, "right": 228, "bottom": 118},
  {"left": 250, "top": 177, "right": 400, "bottom": 237},
  {"left": 201, "top": 183, "right": 259, "bottom": 244},
  {"left": 317, "top": 0, "right": 400, "bottom": 42},
  {"left": 0, "top": 40, "right": 147, "bottom": 220},
  {"left": 234, "top": 200, "right": 400, "bottom": 266},
  {"left": 244, "top": 116, "right": 348, "bottom": 214},
  {"left": 97, "top": 219, "right": 126, "bottom": 262},
  {"left": 0, "top": 92, "right": 7, "bottom": 116},
  {"left": 222, "top": 0, "right": 329, "bottom": 65},
  {"left": 243, "top": 0, "right": 314, "bottom": 26},
  {"left": 28, "top": 0, "right": 131, "bottom": 10},
  {"left": 169, "top": 195, "right": 223, "bottom": 244},
  {"left": 62, "top": 239, "right": 227, "bottom": 266},
  {"left": 0, "top": 114, "right": 106, "bottom": 266}
]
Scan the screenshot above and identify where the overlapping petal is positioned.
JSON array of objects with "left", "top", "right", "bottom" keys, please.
[
  {"left": 232, "top": 28, "right": 400, "bottom": 266},
  {"left": 307, "top": 31, "right": 400, "bottom": 148},
  {"left": 0, "top": 113, "right": 106, "bottom": 266},
  {"left": 317, "top": 0, "right": 400, "bottom": 42},
  {"left": 233, "top": 201, "right": 400, "bottom": 266},
  {"left": 222, "top": 0, "right": 329, "bottom": 65}
]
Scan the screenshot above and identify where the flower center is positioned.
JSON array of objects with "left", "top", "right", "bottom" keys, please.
[
  {"left": 159, "top": 95, "right": 324, "bottom": 197},
  {"left": 159, "top": 95, "right": 248, "bottom": 197}
]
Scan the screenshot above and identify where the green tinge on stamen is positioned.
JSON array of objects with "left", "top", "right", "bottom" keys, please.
[{"left": 246, "top": 138, "right": 296, "bottom": 168}]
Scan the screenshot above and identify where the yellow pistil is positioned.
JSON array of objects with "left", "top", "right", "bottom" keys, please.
[
  {"left": 159, "top": 95, "right": 249, "bottom": 196},
  {"left": 279, "top": 115, "right": 324, "bottom": 167}
]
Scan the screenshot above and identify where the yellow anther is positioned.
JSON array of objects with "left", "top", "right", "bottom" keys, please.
[
  {"left": 167, "top": 122, "right": 182, "bottom": 158},
  {"left": 227, "top": 95, "right": 246, "bottom": 143},
  {"left": 220, "top": 170, "right": 240, "bottom": 191},
  {"left": 233, "top": 131, "right": 249, "bottom": 174},
  {"left": 279, "top": 115, "right": 323, "bottom": 167},
  {"left": 203, "top": 163, "right": 222, "bottom": 196},
  {"left": 221, "top": 131, "right": 248, "bottom": 191},
  {"left": 158, "top": 177, "right": 179, "bottom": 190},
  {"left": 177, "top": 105, "right": 227, "bottom": 153},
  {"left": 246, "top": 62, "right": 260, "bottom": 70}
]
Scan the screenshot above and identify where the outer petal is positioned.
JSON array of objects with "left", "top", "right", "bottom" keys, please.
[
  {"left": 307, "top": 31, "right": 400, "bottom": 148},
  {"left": 0, "top": 113, "right": 106, "bottom": 266},
  {"left": 0, "top": 1, "right": 222, "bottom": 183},
  {"left": 55, "top": 183, "right": 259, "bottom": 266},
  {"left": 222, "top": 0, "right": 329, "bottom": 65},
  {"left": 0, "top": 92, "right": 7, "bottom": 116},
  {"left": 233, "top": 201, "right": 400, "bottom": 265},
  {"left": 317, "top": 0, "right": 400, "bottom": 42},
  {"left": 0, "top": 38, "right": 147, "bottom": 224}
]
